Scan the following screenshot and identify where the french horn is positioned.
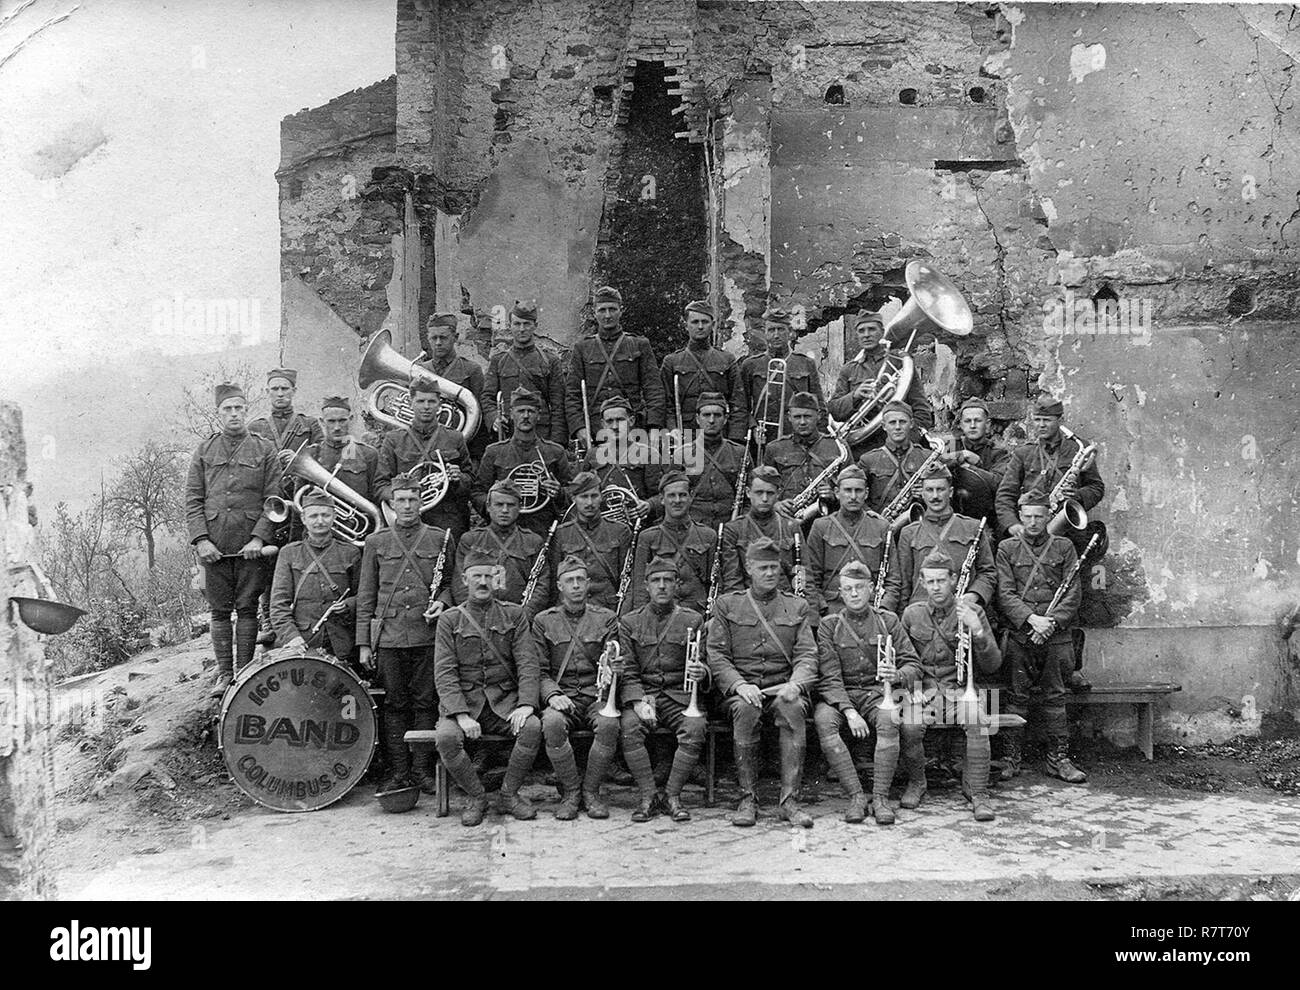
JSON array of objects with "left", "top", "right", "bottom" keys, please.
[
  {"left": 504, "top": 459, "right": 553, "bottom": 515},
  {"left": 358, "top": 329, "right": 482, "bottom": 440}
]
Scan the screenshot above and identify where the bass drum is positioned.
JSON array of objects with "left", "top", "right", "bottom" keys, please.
[{"left": 218, "top": 650, "right": 377, "bottom": 812}]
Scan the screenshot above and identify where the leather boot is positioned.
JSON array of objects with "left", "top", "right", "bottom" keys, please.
[
  {"left": 845, "top": 792, "right": 870, "bottom": 824},
  {"left": 501, "top": 734, "right": 539, "bottom": 820},
  {"left": 582, "top": 736, "right": 616, "bottom": 819},
  {"left": 963, "top": 728, "right": 995, "bottom": 821},
  {"left": 998, "top": 728, "right": 1023, "bottom": 781},
  {"left": 1045, "top": 737, "right": 1088, "bottom": 783},
  {"left": 625, "top": 744, "right": 657, "bottom": 822},
  {"left": 461, "top": 794, "right": 490, "bottom": 827},
  {"left": 731, "top": 743, "right": 759, "bottom": 827},
  {"left": 234, "top": 613, "right": 259, "bottom": 673},
  {"left": 777, "top": 733, "right": 813, "bottom": 827},
  {"left": 820, "top": 732, "right": 866, "bottom": 804},
  {"left": 441, "top": 748, "right": 486, "bottom": 820},
  {"left": 898, "top": 731, "right": 927, "bottom": 809},
  {"left": 256, "top": 594, "right": 275, "bottom": 645},
  {"left": 210, "top": 617, "right": 234, "bottom": 698},
  {"left": 664, "top": 794, "right": 690, "bottom": 822},
  {"left": 549, "top": 742, "right": 583, "bottom": 821},
  {"left": 411, "top": 716, "right": 438, "bottom": 793},
  {"left": 383, "top": 712, "right": 412, "bottom": 782},
  {"left": 873, "top": 727, "right": 900, "bottom": 825}
]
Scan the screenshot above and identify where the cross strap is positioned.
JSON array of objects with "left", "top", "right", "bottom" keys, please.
[
  {"left": 745, "top": 590, "right": 792, "bottom": 666},
  {"left": 590, "top": 333, "right": 628, "bottom": 402},
  {"left": 653, "top": 526, "right": 706, "bottom": 587},
  {"left": 293, "top": 541, "right": 341, "bottom": 605},
  {"left": 551, "top": 608, "right": 596, "bottom": 687},
  {"left": 457, "top": 601, "right": 513, "bottom": 673},
  {"left": 1018, "top": 534, "right": 1058, "bottom": 594},
  {"left": 834, "top": 610, "right": 880, "bottom": 653},
  {"left": 567, "top": 522, "right": 620, "bottom": 586},
  {"left": 826, "top": 514, "right": 868, "bottom": 581}
]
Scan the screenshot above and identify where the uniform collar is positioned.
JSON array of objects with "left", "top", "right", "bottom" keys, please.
[
  {"left": 1021, "top": 530, "right": 1049, "bottom": 548},
  {"left": 752, "top": 587, "right": 779, "bottom": 604},
  {"left": 306, "top": 535, "right": 334, "bottom": 550},
  {"left": 922, "top": 507, "right": 954, "bottom": 524}
]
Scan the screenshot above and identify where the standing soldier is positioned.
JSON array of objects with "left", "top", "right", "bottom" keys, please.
[
  {"left": 355, "top": 472, "right": 452, "bottom": 794},
  {"left": 942, "top": 397, "right": 1008, "bottom": 531},
  {"left": 249, "top": 367, "right": 323, "bottom": 465},
  {"left": 995, "top": 395, "right": 1104, "bottom": 541},
  {"left": 659, "top": 299, "right": 746, "bottom": 442},
  {"left": 706, "top": 537, "right": 819, "bottom": 828},
  {"left": 763, "top": 391, "right": 844, "bottom": 519},
  {"left": 740, "top": 308, "right": 826, "bottom": 452},
  {"left": 995, "top": 489, "right": 1087, "bottom": 783},
  {"left": 678, "top": 392, "right": 746, "bottom": 532},
  {"left": 566, "top": 285, "right": 665, "bottom": 445},
  {"left": 375, "top": 378, "right": 474, "bottom": 541},
  {"left": 719, "top": 465, "right": 800, "bottom": 594},
  {"left": 473, "top": 387, "right": 570, "bottom": 538},
  {"left": 827, "top": 312, "right": 932, "bottom": 458},
  {"left": 806, "top": 465, "right": 899, "bottom": 616},
  {"left": 618, "top": 555, "right": 708, "bottom": 822},
  {"left": 534, "top": 556, "right": 621, "bottom": 820},
  {"left": 894, "top": 463, "right": 996, "bottom": 611},
  {"left": 454, "top": 479, "right": 552, "bottom": 616},
  {"left": 483, "top": 301, "right": 567, "bottom": 445},
  {"left": 630, "top": 471, "right": 715, "bottom": 614},
  {"left": 551, "top": 471, "right": 633, "bottom": 611},
  {"left": 579, "top": 394, "right": 657, "bottom": 523},
  {"left": 901, "top": 550, "right": 1002, "bottom": 821},
  {"left": 186, "top": 382, "right": 281, "bottom": 696},
  {"left": 416, "top": 312, "right": 488, "bottom": 462},
  {"left": 433, "top": 548, "right": 543, "bottom": 826},
  {"left": 858, "top": 401, "right": 935, "bottom": 517},
  {"left": 814, "top": 561, "right": 924, "bottom": 825},
  {"left": 268, "top": 490, "right": 362, "bottom": 670},
  {"left": 306, "top": 395, "right": 379, "bottom": 505}
]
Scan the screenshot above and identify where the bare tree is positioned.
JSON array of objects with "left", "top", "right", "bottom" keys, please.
[
  {"left": 40, "top": 496, "right": 132, "bottom": 607},
  {"left": 105, "top": 440, "right": 185, "bottom": 571},
  {"left": 170, "top": 360, "right": 265, "bottom": 441}
]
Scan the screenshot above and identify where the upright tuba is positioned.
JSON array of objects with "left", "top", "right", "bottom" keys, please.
[
  {"left": 836, "top": 261, "right": 974, "bottom": 448},
  {"left": 358, "top": 329, "right": 482, "bottom": 440},
  {"left": 263, "top": 442, "right": 384, "bottom": 546}
]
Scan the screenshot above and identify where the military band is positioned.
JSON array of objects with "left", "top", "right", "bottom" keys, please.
[{"left": 202, "top": 278, "right": 1114, "bottom": 827}]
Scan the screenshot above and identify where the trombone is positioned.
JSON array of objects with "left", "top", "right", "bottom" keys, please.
[{"left": 756, "top": 356, "right": 787, "bottom": 458}]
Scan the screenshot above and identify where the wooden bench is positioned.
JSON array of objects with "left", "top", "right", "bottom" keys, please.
[
  {"left": 405, "top": 714, "right": 1023, "bottom": 817},
  {"left": 1064, "top": 682, "right": 1181, "bottom": 760}
]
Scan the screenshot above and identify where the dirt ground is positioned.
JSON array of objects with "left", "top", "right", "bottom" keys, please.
[{"left": 48, "top": 636, "right": 1300, "bottom": 901}]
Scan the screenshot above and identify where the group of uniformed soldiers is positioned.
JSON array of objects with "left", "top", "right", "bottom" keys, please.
[{"left": 185, "top": 286, "right": 1107, "bottom": 828}]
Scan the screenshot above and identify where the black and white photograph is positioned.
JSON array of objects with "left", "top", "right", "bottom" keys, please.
[{"left": 0, "top": 0, "right": 1296, "bottom": 956}]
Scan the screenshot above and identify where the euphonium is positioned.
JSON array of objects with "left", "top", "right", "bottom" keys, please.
[
  {"left": 683, "top": 626, "right": 704, "bottom": 718},
  {"left": 839, "top": 261, "right": 973, "bottom": 448},
  {"left": 597, "top": 641, "right": 622, "bottom": 718},
  {"left": 262, "top": 442, "right": 383, "bottom": 546},
  {"left": 1046, "top": 426, "right": 1096, "bottom": 535},
  {"left": 358, "top": 328, "right": 482, "bottom": 439}
]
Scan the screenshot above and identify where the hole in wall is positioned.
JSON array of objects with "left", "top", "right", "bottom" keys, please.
[
  {"left": 968, "top": 86, "right": 986, "bottom": 103},
  {"left": 1226, "top": 284, "right": 1258, "bottom": 317},
  {"left": 898, "top": 88, "right": 918, "bottom": 105},
  {"left": 824, "top": 82, "right": 845, "bottom": 105}
]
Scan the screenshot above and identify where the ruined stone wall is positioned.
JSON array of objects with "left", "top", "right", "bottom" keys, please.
[
  {"left": 278, "top": 77, "right": 399, "bottom": 339},
  {"left": 0, "top": 404, "right": 54, "bottom": 899}
]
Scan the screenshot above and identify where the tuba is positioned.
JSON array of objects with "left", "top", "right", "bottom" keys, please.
[
  {"left": 358, "top": 329, "right": 482, "bottom": 440},
  {"left": 837, "top": 261, "right": 974, "bottom": 448},
  {"left": 263, "top": 442, "right": 383, "bottom": 546}
]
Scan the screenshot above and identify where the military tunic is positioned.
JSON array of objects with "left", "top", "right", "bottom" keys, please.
[
  {"left": 951, "top": 436, "right": 1008, "bottom": 529},
  {"left": 630, "top": 519, "right": 716, "bottom": 613},
  {"left": 375, "top": 422, "right": 474, "bottom": 537},
  {"left": 901, "top": 599, "right": 1001, "bottom": 687},
  {"left": 415, "top": 352, "right": 489, "bottom": 459},
  {"left": 617, "top": 603, "right": 704, "bottom": 709},
  {"left": 681, "top": 436, "right": 746, "bottom": 531},
  {"left": 995, "top": 433, "right": 1104, "bottom": 534},
  {"left": 450, "top": 524, "right": 551, "bottom": 615},
  {"left": 579, "top": 442, "right": 663, "bottom": 520},
  {"left": 533, "top": 603, "right": 617, "bottom": 710},
  {"left": 719, "top": 512, "right": 800, "bottom": 594},
  {"left": 805, "top": 509, "right": 898, "bottom": 615},
  {"left": 434, "top": 599, "right": 540, "bottom": 720},
  {"left": 249, "top": 410, "right": 323, "bottom": 456},
  {"left": 816, "top": 607, "right": 922, "bottom": 713},
  {"left": 473, "top": 434, "right": 573, "bottom": 537},
  {"left": 354, "top": 521, "right": 449, "bottom": 650},
  {"left": 483, "top": 343, "right": 567, "bottom": 445},
  {"left": 761, "top": 432, "right": 844, "bottom": 504},
  {"left": 565, "top": 330, "right": 665, "bottom": 435},
  {"left": 894, "top": 510, "right": 997, "bottom": 608},
  {"left": 858, "top": 440, "right": 934, "bottom": 516},
  {"left": 551, "top": 516, "right": 633, "bottom": 611},
  {"left": 660, "top": 343, "right": 747, "bottom": 441},
  {"left": 185, "top": 431, "right": 281, "bottom": 554},
  {"left": 269, "top": 536, "right": 362, "bottom": 661}
]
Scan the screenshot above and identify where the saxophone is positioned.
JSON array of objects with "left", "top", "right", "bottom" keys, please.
[
  {"left": 1047, "top": 427, "right": 1097, "bottom": 535},
  {"left": 880, "top": 432, "right": 946, "bottom": 532}
]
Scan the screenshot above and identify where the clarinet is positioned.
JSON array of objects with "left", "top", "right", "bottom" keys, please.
[
  {"left": 706, "top": 522, "right": 724, "bottom": 617},
  {"left": 422, "top": 528, "right": 453, "bottom": 620},
  {"left": 521, "top": 520, "right": 559, "bottom": 609},
  {"left": 873, "top": 529, "right": 893, "bottom": 610},
  {"left": 730, "top": 428, "right": 753, "bottom": 522},
  {"left": 952, "top": 519, "right": 985, "bottom": 697},
  {"left": 613, "top": 518, "right": 643, "bottom": 618}
]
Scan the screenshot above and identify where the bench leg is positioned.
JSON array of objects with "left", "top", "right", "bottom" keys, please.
[
  {"left": 705, "top": 731, "right": 716, "bottom": 808},
  {"left": 1137, "top": 703, "right": 1154, "bottom": 761},
  {"left": 436, "top": 758, "right": 450, "bottom": 817}
]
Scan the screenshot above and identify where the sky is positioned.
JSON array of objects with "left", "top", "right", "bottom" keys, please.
[{"left": 0, "top": 0, "right": 395, "bottom": 506}]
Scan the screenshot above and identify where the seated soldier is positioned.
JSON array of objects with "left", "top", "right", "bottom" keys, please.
[
  {"left": 618, "top": 554, "right": 708, "bottom": 823},
  {"left": 433, "top": 549, "right": 543, "bottom": 826},
  {"left": 706, "top": 537, "right": 819, "bottom": 828},
  {"left": 534, "top": 555, "right": 621, "bottom": 820},
  {"left": 902, "top": 549, "right": 1003, "bottom": 822},
  {"left": 813, "top": 561, "right": 923, "bottom": 825}
]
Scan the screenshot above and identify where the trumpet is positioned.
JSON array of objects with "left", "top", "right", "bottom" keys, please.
[
  {"left": 263, "top": 442, "right": 383, "bottom": 547},
  {"left": 683, "top": 625, "right": 705, "bottom": 718},
  {"left": 597, "top": 640, "right": 622, "bottom": 718},
  {"left": 880, "top": 432, "right": 947, "bottom": 532},
  {"left": 877, "top": 632, "right": 898, "bottom": 711},
  {"left": 358, "top": 328, "right": 481, "bottom": 439},
  {"left": 953, "top": 520, "right": 986, "bottom": 709},
  {"left": 1046, "top": 426, "right": 1096, "bottom": 535},
  {"left": 792, "top": 530, "right": 805, "bottom": 596}
]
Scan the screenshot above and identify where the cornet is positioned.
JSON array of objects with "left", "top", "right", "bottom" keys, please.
[
  {"left": 597, "top": 641, "right": 622, "bottom": 718},
  {"left": 683, "top": 626, "right": 704, "bottom": 718},
  {"left": 358, "top": 329, "right": 482, "bottom": 439},
  {"left": 877, "top": 632, "right": 898, "bottom": 712}
]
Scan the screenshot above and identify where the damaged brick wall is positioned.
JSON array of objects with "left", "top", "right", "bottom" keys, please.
[
  {"left": 0, "top": 404, "right": 54, "bottom": 899},
  {"left": 278, "top": 77, "right": 400, "bottom": 339}
]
